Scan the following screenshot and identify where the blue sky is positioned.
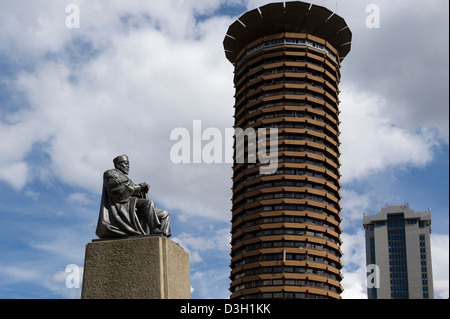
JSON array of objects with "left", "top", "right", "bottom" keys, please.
[{"left": 0, "top": 0, "right": 448, "bottom": 299}]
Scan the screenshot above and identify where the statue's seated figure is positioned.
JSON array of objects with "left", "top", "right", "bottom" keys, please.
[{"left": 96, "top": 155, "right": 171, "bottom": 239}]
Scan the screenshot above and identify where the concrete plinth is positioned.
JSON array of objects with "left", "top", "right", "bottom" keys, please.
[{"left": 81, "top": 235, "right": 190, "bottom": 299}]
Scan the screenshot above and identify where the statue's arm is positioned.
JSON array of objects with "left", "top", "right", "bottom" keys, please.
[
  {"left": 132, "top": 184, "right": 142, "bottom": 195},
  {"left": 133, "top": 182, "right": 149, "bottom": 195},
  {"left": 104, "top": 170, "right": 135, "bottom": 202}
]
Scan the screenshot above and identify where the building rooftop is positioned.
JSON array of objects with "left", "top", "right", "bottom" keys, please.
[
  {"left": 223, "top": 1, "right": 352, "bottom": 64},
  {"left": 363, "top": 204, "right": 432, "bottom": 227}
]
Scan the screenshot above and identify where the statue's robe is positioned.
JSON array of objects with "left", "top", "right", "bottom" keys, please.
[{"left": 95, "top": 169, "right": 156, "bottom": 238}]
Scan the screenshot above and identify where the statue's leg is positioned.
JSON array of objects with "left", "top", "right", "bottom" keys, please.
[
  {"left": 135, "top": 198, "right": 161, "bottom": 233},
  {"left": 155, "top": 209, "right": 171, "bottom": 237},
  {"left": 135, "top": 199, "right": 171, "bottom": 237}
]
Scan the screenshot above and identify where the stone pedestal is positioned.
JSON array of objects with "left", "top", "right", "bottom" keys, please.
[{"left": 81, "top": 235, "right": 190, "bottom": 299}]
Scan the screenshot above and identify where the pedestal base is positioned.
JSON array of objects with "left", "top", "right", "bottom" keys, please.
[{"left": 81, "top": 235, "right": 190, "bottom": 299}]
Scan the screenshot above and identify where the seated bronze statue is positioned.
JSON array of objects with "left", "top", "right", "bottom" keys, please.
[{"left": 95, "top": 155, "right": 171, "bottom": 238}]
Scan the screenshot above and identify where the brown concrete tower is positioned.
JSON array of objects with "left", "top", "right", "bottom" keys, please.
[{"left": 224, "top": 1, "right": 351, "bottom": 299}]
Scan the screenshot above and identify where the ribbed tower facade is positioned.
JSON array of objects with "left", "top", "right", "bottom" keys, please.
[{"left": 224, "top": 2, "right": 351, "bottom": 299}]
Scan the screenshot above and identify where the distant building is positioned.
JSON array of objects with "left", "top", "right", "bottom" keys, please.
[{"left": 363, "top": 204, "right": 434, "bottom": 299}]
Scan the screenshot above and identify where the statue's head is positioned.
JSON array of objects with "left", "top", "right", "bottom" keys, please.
[{"left": 113, "top": 155, "right": 129, "bottom": 175}]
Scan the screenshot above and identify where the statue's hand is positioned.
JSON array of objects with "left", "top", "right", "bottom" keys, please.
[{"left": 140, "top": 183, "right": 150, "bottom": 193}]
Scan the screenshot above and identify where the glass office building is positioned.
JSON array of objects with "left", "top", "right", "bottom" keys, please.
[{"left": 363, "top": 204, "right": 434, "bottom": 299}]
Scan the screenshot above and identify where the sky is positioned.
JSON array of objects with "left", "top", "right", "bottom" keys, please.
[{"left": 0, "top": 0, "right": 448, "bottom": 299}]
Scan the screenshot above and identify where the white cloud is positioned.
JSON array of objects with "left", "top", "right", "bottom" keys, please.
[
  {"left": 431, "top": 233, "right": 449, "bottom": 299},
  {"left": 340, "top": 88, "right": 439, "bottom": 183},
  {"left": 340, "top": 189, "right": 375, "bottom": 230},
  {"left": 25, "top": 190, "right": 40, "bottom": 200},
  {"left": 341, "top": 267, "right": 368, "bottom": 299},
  {"left": 0, "top": 0, "right": 445, "bottom": 222},
  {"left": 66, "top": 192, "right": 94, "bottom": 206},
  {"left": 0, "top": 264, "right": 41, "bottom": 284},
  {"left": 191, "top": 269, "right": 230, "bottom": 299},
  {"left": 1, "top": 1, "right": 236, "bottom": 222},
  {"left": 341, "top": 229, "right": 368, "bottom": 298},
  {"left": 51, "top": 266, "right": 83, "bottom": 299},
  {"left": 171, "top": 226, "right": 231, "bottom": 264},
  {"left": 339, "top": 0, "right": 449, "bottom": 141},
  {"left": 0, "top": 161, "right": 28, "bottom": 190},
  {"left": 0, "top": 261, "right": 82, "bottom": 299}
]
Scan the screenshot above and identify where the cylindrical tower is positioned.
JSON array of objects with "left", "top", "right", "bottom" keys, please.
[{"left": 224, "top": 1, "right": 351, "bottom": 299}]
